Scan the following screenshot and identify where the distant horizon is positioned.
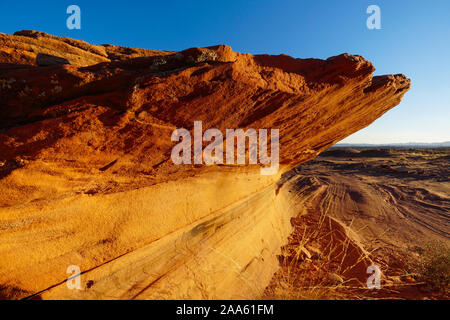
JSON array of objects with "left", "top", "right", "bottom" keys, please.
[{"left": 336, "top": 141, "right": 450, "bottom": 145}]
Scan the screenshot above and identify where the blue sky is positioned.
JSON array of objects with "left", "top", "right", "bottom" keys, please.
[{"left": 1, "top": 0, "right": 449, "bottom": 143}]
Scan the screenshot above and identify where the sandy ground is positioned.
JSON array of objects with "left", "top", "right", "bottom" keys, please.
[{"left": 265, "top": 148, "right": 449, "bottom": 299}]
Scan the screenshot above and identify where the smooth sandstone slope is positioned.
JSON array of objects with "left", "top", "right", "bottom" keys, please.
[{"left": 0, "top": 32, "right": 410, "bottom": 299}]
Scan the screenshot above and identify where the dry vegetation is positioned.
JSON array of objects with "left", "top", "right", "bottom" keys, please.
[
  {"left": 410, "top": 240, "right": 449, "bottom": 294},
  {"left": 264, "top": 148, "right": 449, "bottom": 300}
]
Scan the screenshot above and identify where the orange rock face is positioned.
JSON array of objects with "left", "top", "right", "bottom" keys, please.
[
  {"left": 0, "top": 31, "right": 410, "bottom": 299},
  {"left": 0, "top": 30, "right": 172, "bottom": 67}
]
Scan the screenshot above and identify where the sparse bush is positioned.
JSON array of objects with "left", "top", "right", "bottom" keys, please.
[{"left": 416, "top": 240, "right": 450, "bottom": 293}]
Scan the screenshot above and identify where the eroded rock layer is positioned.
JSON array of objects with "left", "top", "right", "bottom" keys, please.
[{"left": 0, "top": 31, "right": 410, "bottom": 299}]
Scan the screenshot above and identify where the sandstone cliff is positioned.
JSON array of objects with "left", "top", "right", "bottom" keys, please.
[{"left": 0, "top": 31, "right": 410, "bottom": 299}]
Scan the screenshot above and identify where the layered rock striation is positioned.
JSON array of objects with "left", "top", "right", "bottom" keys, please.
[{"left": 0, "top": 31, "right": 410, "bottom": 299}]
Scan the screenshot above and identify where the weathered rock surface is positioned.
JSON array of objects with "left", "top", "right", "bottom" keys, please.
[
  {"left": 0, "top": 31, "right": 410, "bottom": 299},
  {"left": 0, "top": 30, "right": 172, "bottom": 67}
]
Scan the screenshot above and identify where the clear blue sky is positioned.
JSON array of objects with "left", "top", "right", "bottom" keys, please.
[{"left": 1, "top": 0, "right": 449, "bottom": 143}]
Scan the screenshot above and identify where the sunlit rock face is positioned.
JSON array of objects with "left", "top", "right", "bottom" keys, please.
[{"left": 0, "top": 31, "right": 410, "bottom": 300}]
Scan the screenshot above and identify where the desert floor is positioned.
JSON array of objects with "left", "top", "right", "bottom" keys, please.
[{"left": 265, "top": 148, "right": 449, "bottom": 300}]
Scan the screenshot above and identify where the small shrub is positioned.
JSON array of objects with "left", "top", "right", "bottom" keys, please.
[{"left": 416, "top": 240, "right": 450, "bottom": 292}]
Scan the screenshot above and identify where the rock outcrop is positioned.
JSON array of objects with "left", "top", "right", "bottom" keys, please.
[
  {"left": 0, "top": 31, "right": 410, "bottom": 299},
  {"left": 0, "top": 30, "right": 172, "bottom": 67}
]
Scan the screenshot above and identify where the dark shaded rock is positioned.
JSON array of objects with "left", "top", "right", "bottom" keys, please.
[{"left": 36, "top": 53, "right": 70, "bottom": 66}]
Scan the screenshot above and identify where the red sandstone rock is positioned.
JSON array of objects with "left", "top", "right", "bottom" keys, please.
[{"left": 0, "top": 32, "right": 410, "bottom": 300}]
